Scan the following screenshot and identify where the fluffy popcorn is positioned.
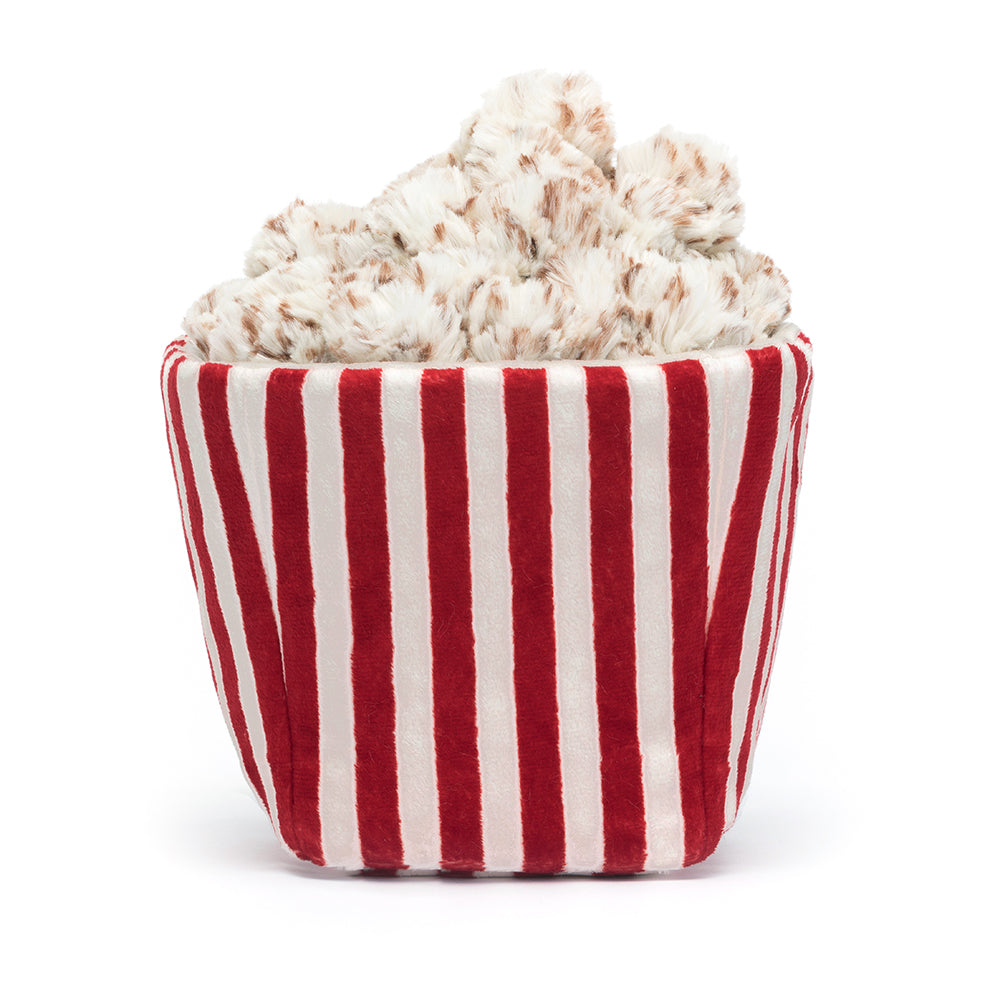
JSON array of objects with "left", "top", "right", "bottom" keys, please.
[
  {"left": 184, "top": 70, "right": 796, "bottom": 363},
  {"left": 616, "top": 127, "right": 745, "bottom": 252},
  {"left": 453, "top": 71, "right": 616, "bottom": 177}
]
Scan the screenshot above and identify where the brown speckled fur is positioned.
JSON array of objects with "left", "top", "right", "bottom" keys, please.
[{"left": 183, "top": 71, "right": 796, "bottom": 363}]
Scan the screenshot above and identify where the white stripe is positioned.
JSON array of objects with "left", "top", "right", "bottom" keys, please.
[
  {"left": 303, "top": 367, "right": 362, "bottom": 869},
  {"left": 175, "top": 361, "right": 281, "bottom": 832},
  {"left": 747, "top": 433, "right": 793, "bottom": 771},
  {"left": 163, "top": 354, "right": 223, "bottom": 698},
  {"left": 748, "top": 341, "right": 812, "bottom": 781},
  {"left": 226, "top": 366, "right": 279, "bottom": 607},
  {"left": 628, "top": 365, "right": 685, "bottom": 871},
  {"left": 548, "top": 365, "right": 602, "bottom": 873},
  {"left": 465, "top": 366, "right": 521, "bottom": 872},
  {"left": 703, "top": 351, "right": 752, "bottom": 620},
  {"left": 724, "top": 346, "right": 798, "bottom": 828},
  {"left": 163, "top": 355, "right": 256, "bottom": 799},
  {"left": 381, "top": 367, "right": 440, "bottom": 869}
]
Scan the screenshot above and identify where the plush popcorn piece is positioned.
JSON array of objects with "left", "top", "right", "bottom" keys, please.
[
  {"left": 615, "top": 127, "right": 746, "bottom": 252},
  {"left": 185, "top": 71, "right": 796, "bottom": 363},
  {"left": 243, "top": 200, "right": 368, "bottom": 277},
  {"left": 453, "top": 70, "right": 616, "bottom": 178}
]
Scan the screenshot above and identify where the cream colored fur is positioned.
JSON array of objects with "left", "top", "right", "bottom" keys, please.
[{"left": 184, "top": 71, "right": 796, "bottom": 363}]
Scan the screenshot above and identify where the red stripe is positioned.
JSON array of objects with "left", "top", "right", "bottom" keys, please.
[
  {"left": 164, "top": 347, "right": 220, "bottom": 706},
  {"left": 664, "top": 359, "right": 711, "bottom": 866},
  {"left": 503, "top": 368, "right": 566, "bottom": 874},
  {"left": 585, "top": 367, "right": 646, "bottom": 873},
  {"left": 338, "top": 368, "right": 404, "bottom": 870},
  {"left": 735, "top": 347, "right": 810, "bottom": 804},
  {"left": 163, "top": 357, "right": 267, "bottom": 807},
  {"left": 754, "top": 345, "right": 813, "bottom": 733},
  {"left": 773, "top": 345, "right": 812, "bottom": 643},
  {"left": 421, "top": 369, "right": 485, "bottom": 872},
  {"left": 161, "top": 349, "right": 197, "bottom": 586},
  {"left": 700, "top": 346, "right": 784, "bottom": 859},
  {"left": 163, "top": 345, "right": 214, "bottom": 702},
  {"left": 198, "top": 364, "right": 301, "bottom": 856},
  {"left": 266, "top": 368, "right": 324, "bottom": 865},
  {"left": 732, "top": 443, "right": 790, "bottom": 805}
]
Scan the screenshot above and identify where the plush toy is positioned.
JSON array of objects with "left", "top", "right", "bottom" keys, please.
[{"left": 164, "top": 71, "right": 813, "bottom": 874}]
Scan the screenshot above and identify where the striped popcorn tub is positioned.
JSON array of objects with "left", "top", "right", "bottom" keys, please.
[{"left": 161, "top": 328, "right": 813, "bottom": 874}]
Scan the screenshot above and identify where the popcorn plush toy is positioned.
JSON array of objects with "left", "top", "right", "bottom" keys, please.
[{"left": 163, "top": 70, "right": 813, "bottom": 874}]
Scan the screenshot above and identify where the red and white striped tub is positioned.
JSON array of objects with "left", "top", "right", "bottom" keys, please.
[{"left": 161, "top": 330, "right": 813, "bottom": 874}]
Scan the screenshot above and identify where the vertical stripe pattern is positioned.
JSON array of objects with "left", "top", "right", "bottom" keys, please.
[
  {"left": 162, "top": 331, "right": 813, "bottom": 873},
  {"left": 380, "top": 368, "right": 437, "bottom": 869},
  {"left": 700, "top": 346, "right": 784, "bottom": 859},
  {"left": 503, "top": 368, "right": 567, "bottom": 873},
  {"left": 421, "top": 369, "right": 485, "bottom": 871},
  {"left": 548, "top": 366, "right": 602, "bottom": 873},
  {"left": 585, "top": 367, "right": 646, "bottom": 873},
  {"left": 339, "top": 369, "right": 404, "bottom": 869},
  {"left": 465, "top": 367, "right": 521, "bottom": 871},
  {"left": 664, "top": 358, "right": 712, "bottom": 866},
  {"left": 266, "top": 368, "right": 323, "bottom": 864}
]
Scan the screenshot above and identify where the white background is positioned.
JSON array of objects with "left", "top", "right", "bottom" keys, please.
[{"left": 4, "top": 2, "right": 997, "bottom": 996}]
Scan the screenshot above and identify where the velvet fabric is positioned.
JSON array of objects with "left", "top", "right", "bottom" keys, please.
[{"left": 162, "top": 330, "right": 813, "bottom": 873}]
